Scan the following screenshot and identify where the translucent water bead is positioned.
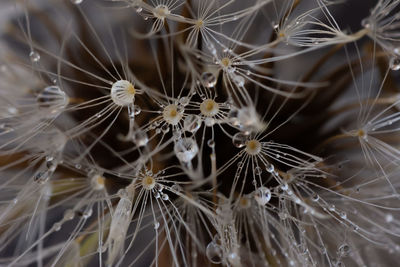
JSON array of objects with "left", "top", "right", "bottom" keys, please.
[
  {"left": 174, "top": 138, "right": 199, "bottom": 162},
  {"left": 29, "top": 51, "right": 40, "bottom": 62},
  {"left": 254, "top": 187, "right": 272, "bottom": 205},
  {"left": 183, "top": 114, "right": 201, "bottom": 133},
  {"left": 230, "top": 106, "right": 266, "bottom": 133},
  {"left": 390, "top": 57, "right": 400, "bottom": 71},
  {"left": 133, "top": 130, "right": 148, "bottom": 147},
  {"left": 206, "top": 241, "right": 223, "bottom": 264},
  {"left": 232, "top": 132, "right": 248, "bottom": 148},
  {"left": 37, "top": 86, "right": 69, "bottom": 116},
  {"left": 201, "top": 72, "right": 217, "bottom": 88},
  {"left": 110, "top": 80, "right": 136, "bottom": 106}
]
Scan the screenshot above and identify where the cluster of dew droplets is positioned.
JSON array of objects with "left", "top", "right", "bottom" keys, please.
[
  {"left": 141, "top": 172, "right": 169, "bottom": 202},
  {"left": 110, "top": 80, "right": 148, "bottom": 146}
]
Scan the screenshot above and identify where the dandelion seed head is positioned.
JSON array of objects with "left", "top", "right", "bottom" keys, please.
[
  {"left": 220, "top": 57, "right": 231, "bottom": 68},
  {"left": 163, "top": 104, "right": 183, "bottom": 125},
  {"left": 245, "top": 139, "right": 261, "bottom": 155},
  {"left": 90, "top": 174, "right": 105, "bottom": 191},
  {"left": 153, "top": 5, "right": 170, "bottom": 20},
  {"left": 195, "top": 19, "right": 204, "bottom": 29},
  {"left": 200, "top": 98, "right": 219, "bottom": 117},
  {"left": 142, "top": 175, "right": 156, "bottom": 190},
  {"left": 110, "top": 80, "right": 136, "bottom": 106}
]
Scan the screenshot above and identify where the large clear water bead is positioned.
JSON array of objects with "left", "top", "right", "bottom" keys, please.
[
  {"left": 174, "top": 137, "right": 199, "bottom": 162},
  {"left": 184, "top": 114, "right": 201, "bottom": 133},
  {"left": 206, "top": 241, "right": 223, "bottom": 264},
  {"left": 201, "top": 72, "right": 217, "bottom": 88},
  {"left": 254, "top": 186, "right": 272, "bottom": 205},
  {"left": 37, "top": 86, "right": 69, "bottom": 117},
  {"left": 232, "top": 132, "right": 248, "bottom": 148}
]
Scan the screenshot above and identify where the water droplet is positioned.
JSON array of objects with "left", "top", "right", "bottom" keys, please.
[
  {"left": 201, "top": 72, "right": 217, "bottom": 88},
  {"left": 228, "top": 109, "right": 239, "bottom": 125},
  {"left": 236, "top": 106, "right": 266, "bottom": 133},
  {"left": 154, "top": 221, "right": 160, "bottom": 229},
  {"left": 204, "top": 117, "right": 215, "bottom": 126},
  {"left": 133, "top": 105, "right": 141, "bottom": 115},
  {"left": 385, "top": 213, "right": 393, "bottom": 222},
  {"left": 394, "top": 47, "right": 400, "bottom": 56},
  {"left": 254, "top": 166, "right": 262, "bottom": 175},
  {"left": 29, "top": 51, "right": 40, "bottom": 62},
  {"left": 227, "top": 252, "right": 241, "bottom": 265},
  {"left": 207, "top": 139, "right": 215, "bottom": 148},
  {"left": 254, "top": 187, "right": 271, "bottom": 205},
  {"left": 232, "top": 132, "right": 248, "bottom": 148},
  {"left": 183, "top": 114, "right": 201, "bottom": 133},
  {"left": 64, "top": 209, "right": 75, "bottom": 220},
  {"left": 266, "top": 163, "right": 274, "bottom": 173},
  {"left": 312, "top": 194, "right": 319, "bottom": 202},
  {"left": 133, "top": 130, "right": 148, "bottom": 147},
  {"left": 161, "top": 193, "right": 169, "bottom": 201},
  {"left": 361, "top": 18, "right": 371, "bottom": 29},
  {"left": 83, "top": 208, "right": 93, "bottom": 219},
  {"left": 7, "top": 106, "right": 18, "bottom": 115},
  {"left": 280, "top": 183, "right": 289, "bottom": 191},
  {"left": 171, "top": 184, "right": 181, "bottom": 192},
  {"left": 390, "top": 57, "right": 400, "bottom": 71},
  {"left": 179, "top": 97, "right": 190, "bottom": 106},
  {"left": 174, "top": 138, "right": 199, "bottom": 162},
  {"left": 34, "top": 171, "right": 50, "bottom": 184},
  {"left": 72, "top": 0, "right": 83, "bottom": 4},
  {"left": 337, "top": 244, "right": 350, "bottom": 257},
  {"left": 37, "top": 86, "right": 69, "bottom": 116},
  {"left": 136, "top": 6, "right": 143, "bottom": 13},
  {"left": 206, "top": 241, "right": 223, "bottom": 264},
  {"left": 232, "top": 74, "right": 245, "bottom": 87},
  {"left": 98, "top": 245, "right": 107, "bottom": 253},
  {"left": 161, "top": 123, "right": 170, "bottom": 133},
  {"left": 53, "top": 222, "right": 61, "bottom": 231},
  {"left": 339, "top": 212, "right": 347, "bottom": 219}
]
